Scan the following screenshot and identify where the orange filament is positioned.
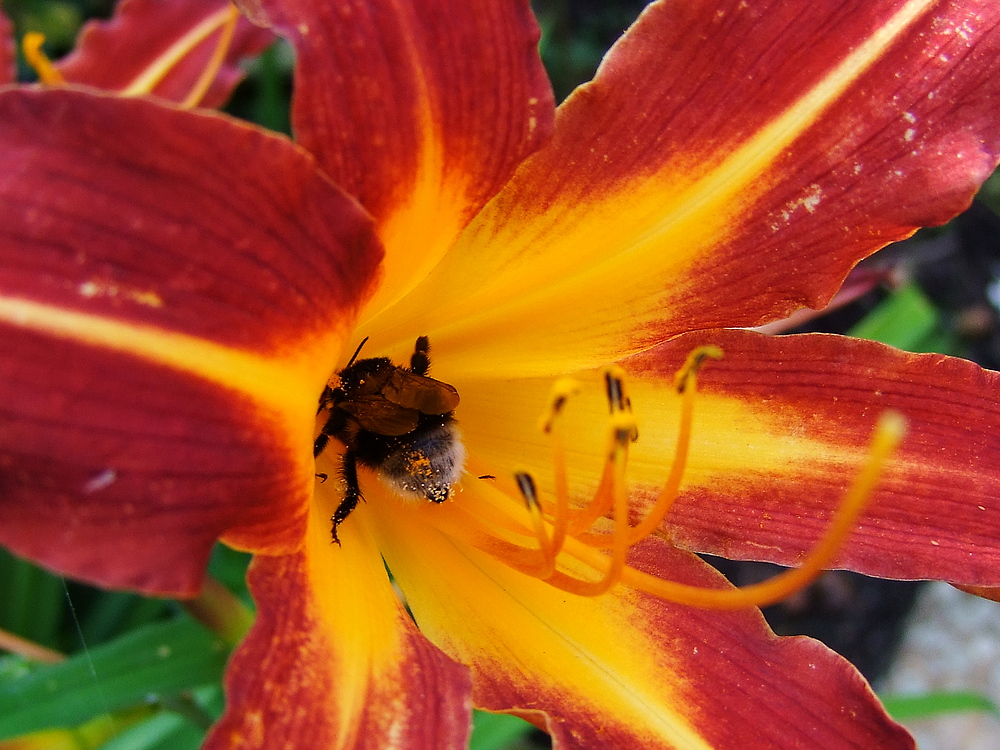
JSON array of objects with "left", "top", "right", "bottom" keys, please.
[
  {"left": 516, "top": 472, "right": 556, "bottom": 579},
  {"left": 620, "top": 410, "right": 904, "bottom": 609},
  {"left": 577, "top": 347, "right": 721, "bottom": 549},
  {"left": 441, "top": 346, "right": 906, "bottom": 610},
  {"left": 120, "top": 3, "right": 240, "bottom": 104},
  {"left": 557, "top": 370, "right": 638, "bottom": 535},
  {"left": 22, "top": 33, "right": 66, "bottom": 85},
  {"left": 537, "top": 378, "right": 578, "bottom": 554},
  {"left": 179, "top": 4, "right": 240, "bottom": 108}
]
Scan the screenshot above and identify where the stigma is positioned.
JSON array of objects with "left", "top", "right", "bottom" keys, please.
[{"left": 434, "top": 347, "right": 905, "bottom": 610}]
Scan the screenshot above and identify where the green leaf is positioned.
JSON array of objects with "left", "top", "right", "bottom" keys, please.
[
  {"left": 0, "top": 618, "right": 228, "bottom": 738},
  {"left": 469, "top": 710, "right": 535, "bottom": 750},
  {"left": 97, "top": 711, "right": 203, "bottom": 750},
  {"left": 0, "top": 548, "right": 65, "bottom": 649},
  {"left": 207, "top": 544, "right": 253, "bottom": 604},
  {"left": 847, "top": 282, "right": 956, "bottom": 354},
  {"left": 78, "top": 591, "right": 171, "bottom": 645},
  {"left": 96, "top": 686, "right": 223, "bottom": 750},
  {"left": 881, "top": 690, "right": 1000, "bottom": 720}
]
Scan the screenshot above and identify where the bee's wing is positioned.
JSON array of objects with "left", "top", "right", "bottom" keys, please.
[
  {"left": 384, "top": 370, "right": 460, "bottom": 414},
  {"left": 340, "top": 397, "right": 420, "bottom": 435}
]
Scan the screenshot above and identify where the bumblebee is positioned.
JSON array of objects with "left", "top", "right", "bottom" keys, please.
[{"left": 314, "top": 336, "right": 464, "bottom": 543}]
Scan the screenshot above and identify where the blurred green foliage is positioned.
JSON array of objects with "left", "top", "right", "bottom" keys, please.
[{"left": 881, "top": 690, "right": 1000, "bottom": 721}]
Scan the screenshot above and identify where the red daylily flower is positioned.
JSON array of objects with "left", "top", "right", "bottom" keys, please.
[{"left": 2, "top": 0, "right": 1000, "bottom": 748}]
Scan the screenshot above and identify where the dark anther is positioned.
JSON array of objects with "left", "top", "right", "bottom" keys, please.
[{"left": 515, "top": 472, "right": 539, "bottom": 508}]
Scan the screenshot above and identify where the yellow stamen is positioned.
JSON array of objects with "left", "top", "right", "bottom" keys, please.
[
  {"left": 22, "top": 33, "right": 66, "bottom": 85},
  {"left": 623, "top": 410, "right": 906, "bottom": 609},
  {"left": 574, "top": 411, "right": 639, "bottom": 549},
  {"left": 179, "top": 4, "right": 240, "bottom": 108},
  {"left": 554, "top": 421, "right": 632, "bottom": 596},
  {"left": 438, "top": 346, "right": 907, "bottom": 611},
  {"left": 673, "top": 345, "right": 724, "bottom": 392},
  {"left": 561, "top": 368, "right": 641, "bottom": 535},
  {"left": 438, "top": 495, "right": 550, "bottom": 577},
  {"left": 564, "top": 455, "right": 616, "bottom": 534},
  {"left": 537, "top": 378, "right": 579, "bottom": 557},
  {"left": 120, "top": 3, "right": 239, "bottom": 100},
  {"left": 515, "top": 471, "right": 556, "bottom": 579},
  {"left": 621, "top": 346, "right": 719, "bottom": 546}
]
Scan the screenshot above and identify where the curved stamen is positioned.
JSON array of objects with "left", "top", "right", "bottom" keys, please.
[
  {"left": 551, "top": 411, "right": 907, "bottom": 608},
  {"left": 564, "top": 459, "right": 616, "bottom": 535},
  {"left": 579, "top": 346, "right": 721, "bottom": 549},
  {"left": 120, "top": 3, "right": 239, "bottom": 99},
  {"left": 537, "top": 378, "right": 579, "bottom": 557},
  {"left": 22, "top": 33, "right": 65, "bottom": 85},
  {"left": 566, "top": 418, "right": 632, "bottom": 595},
  {"left": 562, "top": 370, "right": 636, "bottom": 535},
  {"left": 438, "top": 347, "right": 905, "bottom": 611},
  {"left": 445, "top": 353, "right": 708, "bottom": 587},
  {"left": 466, "top": 408, "right": 904, "bottom": 608},
  {"left": 179, "top": 4, "right": 240, "bottom": 108},
  {"left": 515, "top": 471, "right": 556, "bottom": 579}
]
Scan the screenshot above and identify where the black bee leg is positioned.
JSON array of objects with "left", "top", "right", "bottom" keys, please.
[
  {"left": 331, "top": 452, "right": 364, "bottom": 545},
  {"left": 313, "top": 432, "right": 330, "bottom": 458},
  {"left": 410, "top": 335, "right": 431, "bottom": 375},
  {"left": 314, "top": 405, "right": 349, "bottom": 458},
  {"left": 330, "top": 495, "right": 360, "bottom": 546}
]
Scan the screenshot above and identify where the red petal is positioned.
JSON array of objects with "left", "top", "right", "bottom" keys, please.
[
  {"left": 208, "top": 503, "right": 471, "bottom": 750},
  {"left": 0, "top": 89, "right": 381, "bottom": 594},
  {"left": 0, "top": 9, "right": 13, "bottom": 85},
  {"left": 57, "top": 0, "right": 274, "bottom": 108},
  {"left": 368, "top": 0, "right": 1000, "bottom": 378},
  {"left": 365, "top": 488, "right": 913, "bottom": 749},
  {"left": 0, "top": 89, "right": 378, "bottom": 354},
  {"left": 754, "top": 265, "right": 894, "bottom": 334},
  {"left": 623, "top": 329, "right": 1000, "bottom": 585},
  {"left": 240, "top": 0, "right": 554, "bottom": 312}
]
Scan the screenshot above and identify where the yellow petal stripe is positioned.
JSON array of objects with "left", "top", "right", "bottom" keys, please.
[{"left": 0, "top": 294, "right": 335, "bottom": 455}]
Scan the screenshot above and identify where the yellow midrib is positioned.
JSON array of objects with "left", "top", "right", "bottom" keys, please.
[
  {"left": 546, "top": 0, "right": 936, "bottom": 277},
  {"left": 0, "top": 294, "right": 326, "bottom": 419},
  {"left": 376, "top": 0, "right": 936, "bottom": 343},
  {"left": 642, "top": 0, "right": 934, "bottom": 240}
]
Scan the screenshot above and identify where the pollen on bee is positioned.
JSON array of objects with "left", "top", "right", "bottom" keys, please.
[{"left": 376, "top": 422, "right": 466, "bottom": 504}]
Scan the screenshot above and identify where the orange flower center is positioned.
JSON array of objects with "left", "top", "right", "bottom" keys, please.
[{"left": 434, "top": 347, "right": 905, "bottom": 610}]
